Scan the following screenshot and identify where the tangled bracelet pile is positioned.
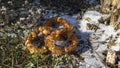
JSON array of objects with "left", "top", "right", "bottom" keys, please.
[{"left": 24, "top": 17, "right": 78, "bottom": 54}]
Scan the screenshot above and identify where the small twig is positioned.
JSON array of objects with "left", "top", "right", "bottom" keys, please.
[{"left": 95, "top": 51, "right": 108, "bottom": 68}]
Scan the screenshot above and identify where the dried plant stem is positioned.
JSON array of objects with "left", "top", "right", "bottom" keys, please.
[{"left": 12, "top": 50, "right": 14, "bottom": 68}]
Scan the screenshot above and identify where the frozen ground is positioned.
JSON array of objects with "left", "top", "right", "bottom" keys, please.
[
  {"left": 0, "top": 0, "right": 119, "bottom": 68},
  {"left": 42, "top": 10, "right": 120, "bottom": 68}
]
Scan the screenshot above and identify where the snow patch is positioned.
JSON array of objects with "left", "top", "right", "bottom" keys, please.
[{"left": 82, "top": 11, "right": 102, "bottom": 23}]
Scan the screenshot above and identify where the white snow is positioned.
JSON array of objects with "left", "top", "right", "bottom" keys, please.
[
  {"left": 96, "top": 44, "right": 108, "bottom": 52},
  {"left": 110, "top": 44, "right": 120, "bottom": 51},
  {"left": 82, "top": 11, "right": 102, "bottom": 23},
  {"left": 116, "top": 36, "right": 120, "bottom": 43},
  {"left": 84, "top": 57, "right": 105, "bottom": 68},
  {"left": 98, "top": 25, "right": 115, "bottom": 41}
]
